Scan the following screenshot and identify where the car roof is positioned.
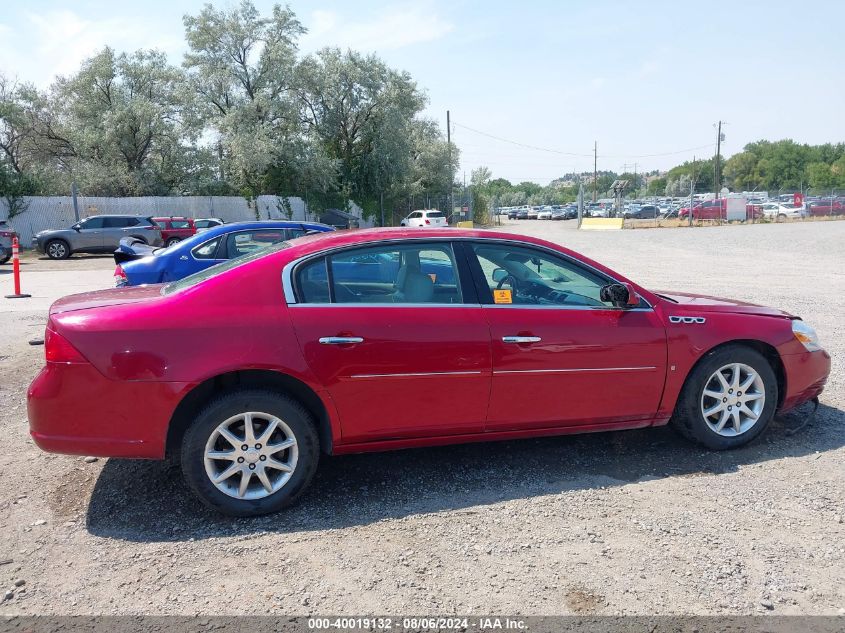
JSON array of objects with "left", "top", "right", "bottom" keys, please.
[
  {"left": 284, "top": 227, "right": 575, "bottom": 256},
  {"left": 168, "top": 220, "right": 334, "bottom": 250}
]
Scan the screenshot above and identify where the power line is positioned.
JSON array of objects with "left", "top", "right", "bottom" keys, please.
[
  {"left": 451, "top": 121, "right": 593, "bottom": 157},
  {"left": 451, "top": 120, "right": 716, "bottom": 159}
]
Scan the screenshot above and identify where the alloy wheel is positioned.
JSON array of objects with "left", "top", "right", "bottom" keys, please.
[
  {"left": 700, "top": 363, "right": 765, "bottom": 437},
  {"left": 203, "top": 411, "right": 298, "bottom": 500},
  {"left": 48, "top": 242, "right": 67, "bottom": 258}
]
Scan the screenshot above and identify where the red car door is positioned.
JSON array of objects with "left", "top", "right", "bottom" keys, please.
[
  {"left": 464, "top": 241, "right": 667, "bottom": 431},
  {"left": 286, "top": 241, "right": 491, "bottom": 444}
]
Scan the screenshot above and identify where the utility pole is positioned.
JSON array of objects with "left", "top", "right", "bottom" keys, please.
[
  {"left": 447, "top": 110, "right": 453, "bottom": 224},
  {"left": 689, "top": 155, "right": 696, "bottom": 227},
  {"left": 593, "top": 141, "right": 597, "bottom": 202},
  {"left": 714, "top": 120, "right": 723, "bottom": 199}
]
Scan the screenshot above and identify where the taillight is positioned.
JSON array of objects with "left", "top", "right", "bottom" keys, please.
[
  {"left": 114, "top": 265, "right": 127, "bottom": 286},
  {"left": 44, "top": 328, "right": 87, "bottom": 364},
  {"left": 0, "top": 231, "right": 13, "bottom": 238}
]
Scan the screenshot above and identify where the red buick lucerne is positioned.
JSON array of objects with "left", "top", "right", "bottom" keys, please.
[{"left": 27, "top": 228, "right": 830, "bottom": 516}]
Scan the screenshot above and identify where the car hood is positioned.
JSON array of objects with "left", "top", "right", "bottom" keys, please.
[
  {"left": 653, "top": 290, "right": 795, "bottom": 318},
  {"left": 50, "top": 284, "right": 165, "bottom": 315},
  {"left": 35, "top": 229, "right": 69, "bottom": 238}
]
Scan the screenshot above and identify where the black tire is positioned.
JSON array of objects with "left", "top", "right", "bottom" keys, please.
[
  {"left": 670, "top": 345, "right": 778, "bottom": 450},
  {"left": 128, "top": 235, "right": 148, "bottom": 245},
  {"left": 0, "top": 253, "right": 10, "bottom": 265},
  {"left": 180, "top": 389, "right": 320, "bottom": 517},
  {"left": 777, "top": 213, "right": 787, "bottom": 222},
  {"left": 46, "top": 239, "right": 70, "bottom": 260},
  {"left": 166, "top": 237, "right": 181, "bottom": 247}
]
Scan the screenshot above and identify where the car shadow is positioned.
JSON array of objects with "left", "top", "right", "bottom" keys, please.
[{"left": 85, "top": 402, "right": 843, "bottom": 542}]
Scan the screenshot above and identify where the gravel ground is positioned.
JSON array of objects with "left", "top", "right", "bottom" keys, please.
[{"left": 0, "top": 222, "right": 843, "bottom": 616}]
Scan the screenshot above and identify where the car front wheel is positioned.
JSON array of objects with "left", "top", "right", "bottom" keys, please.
[
  {"left": 181, "top": 389, "right": 320, "bottom": 516},
  {"left": 671, "top": 345, "right": 777, "bottom": 450},
  {"left": 46, "top": 239, "right": 70, "bottom": 260}
]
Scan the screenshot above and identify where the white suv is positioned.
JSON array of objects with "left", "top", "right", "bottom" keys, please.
[{"left": 400, "top": 209, "right": 448, "bottom": 227}]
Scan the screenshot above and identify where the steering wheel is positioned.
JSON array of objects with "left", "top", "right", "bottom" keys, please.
[{"left": 496, "top": 274, "right": 519, "bottom": 290}]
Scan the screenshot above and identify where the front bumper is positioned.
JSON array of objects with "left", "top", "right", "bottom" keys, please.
[
  {"left": 781, "top": 349, "right": 831, "bottom": 412},
  {"left": 31, "top": 238, "right": 45, "bottom": 254},
  {"left": 27, "top": 362, "right": 192, "bottom": 459}
]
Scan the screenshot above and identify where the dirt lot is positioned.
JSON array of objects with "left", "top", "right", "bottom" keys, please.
[{"left": 0, "top": 221, "right": 843, "bottom": 616}]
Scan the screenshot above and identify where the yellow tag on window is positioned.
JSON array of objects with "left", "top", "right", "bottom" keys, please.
[
  {"left": 493, "top": 289, "right": 512, "bottom": 304},
  {"left": 428, "top": 273, "right": 437, "bottom": 283}
]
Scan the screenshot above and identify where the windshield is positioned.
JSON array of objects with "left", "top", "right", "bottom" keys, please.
[{"left": 162, "top": 241, "right": 291, "bottom": 295}]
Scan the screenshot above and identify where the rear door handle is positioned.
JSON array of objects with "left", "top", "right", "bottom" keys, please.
[
  {"left": 319, "top": 337, "right": 364, "bottom": 345},
  {"left": 502, "top": 336, "right": 541, "bottom": 344}
]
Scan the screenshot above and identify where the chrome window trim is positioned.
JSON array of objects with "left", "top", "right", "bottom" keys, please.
[
  {"left": 481, "top": 304, "right": 654, "bottom": 313},
  {"left": 289, "top": 302, "right": 480, "bottom": 308},
  {"left": 282, "top": 236, "right": 653, "bottom": 311}
]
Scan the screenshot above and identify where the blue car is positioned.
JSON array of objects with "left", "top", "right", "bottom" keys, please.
[{"left": 113, "top": 221, "right": 334, "bottom": 286}]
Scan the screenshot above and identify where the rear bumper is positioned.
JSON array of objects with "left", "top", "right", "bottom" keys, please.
[
  {"left": 780, "top": 349, "right": 831, "bottom": 412},
  {"left": 27, "top": 363, "right": 192, "bottom": 459}
]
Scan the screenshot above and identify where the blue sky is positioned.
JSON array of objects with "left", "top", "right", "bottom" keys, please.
[{"left": 2, "top": 0, "right": 844, "bottom": 184}]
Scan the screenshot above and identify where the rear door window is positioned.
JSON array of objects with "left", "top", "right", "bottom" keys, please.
[{"left": 295, "top": 242, "right": 463, "bottom": 304}]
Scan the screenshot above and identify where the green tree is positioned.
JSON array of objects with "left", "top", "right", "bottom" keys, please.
[
  {"left": 806, "top": 162, "right": 835, "bottom": 190},
  {"left": 295, "top": 47, "right": 427, "bottom": 217},
  {"left": 183, "top": 1, "right": 305, "bottom": 199}
]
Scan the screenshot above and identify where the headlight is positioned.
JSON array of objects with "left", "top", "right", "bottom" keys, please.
[{"left": 792, "top": 320, "right": 821, "bottom": 352}]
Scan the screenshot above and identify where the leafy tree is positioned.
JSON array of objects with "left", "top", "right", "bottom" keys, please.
[
  {"left": 183, "top": 1, "right": 305, "bottom": 198},
  {"left": 806, "top": 162, "right": 835, "bottom": 190},
  {"left": 295, "top": 47, "right": 427, "bottom": 217},
  {"left": 646, "top": 176, "right": 666, "bottom": 196}
]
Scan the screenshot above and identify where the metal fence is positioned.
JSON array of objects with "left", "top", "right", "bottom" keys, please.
[{"left": 0, "top": 195, "right": 371, "bottom": 245}]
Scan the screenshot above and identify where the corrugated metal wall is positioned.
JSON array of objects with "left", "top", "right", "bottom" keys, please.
[{"left": 0, "top": 196, "right": 370, "bottom": 244}]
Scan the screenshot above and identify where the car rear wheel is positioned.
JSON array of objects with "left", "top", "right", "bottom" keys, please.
[
  {"left": 181, "top": 389, "right": 320, "bottom": 516},
  {"left": 166, "top": 237, "right": 181, "bottom": 247},
  {"left": 777, "top": 213, "right": 787, "bottom": 222},
  {"left": 671, "top": 345, "right": 777, "bottom": 450},
  {"left": 46, "top": 239, "right": 70, "bottom": 260},
  {"left": 0, "top": 252, "right": 10, "bottom": 264}
]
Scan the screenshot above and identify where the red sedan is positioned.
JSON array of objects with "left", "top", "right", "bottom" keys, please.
[{"left": 27, "top": 229, "right": 830, "bottom": 516}]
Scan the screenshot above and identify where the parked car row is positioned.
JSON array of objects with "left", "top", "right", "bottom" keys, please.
[
  {"left": 27, "top": 226, "right": 831, "bottom": 517},
  {"left": 504, "top": 205, "right": 578, "bottom": 220},
  {"left": 27, "top": 215, "right": 225, "bottom": 259}
]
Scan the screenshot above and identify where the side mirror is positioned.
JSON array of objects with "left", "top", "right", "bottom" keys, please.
[
  {"left": 600, "top": 282, "right": 640, "bottom": 308},
  {"left": 491, "top": 268, "right": 508, "bottom": 283},
  {"left": 72, "top": 224, "right": 81, "bottom": 231}
]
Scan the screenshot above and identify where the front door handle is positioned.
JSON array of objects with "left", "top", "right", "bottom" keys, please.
[
  {"left": 502, "top": 336, "right": 541, "bottom": 344},
  {"left": 319, "top": 336, "right": 364, "bottom": 345}
]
